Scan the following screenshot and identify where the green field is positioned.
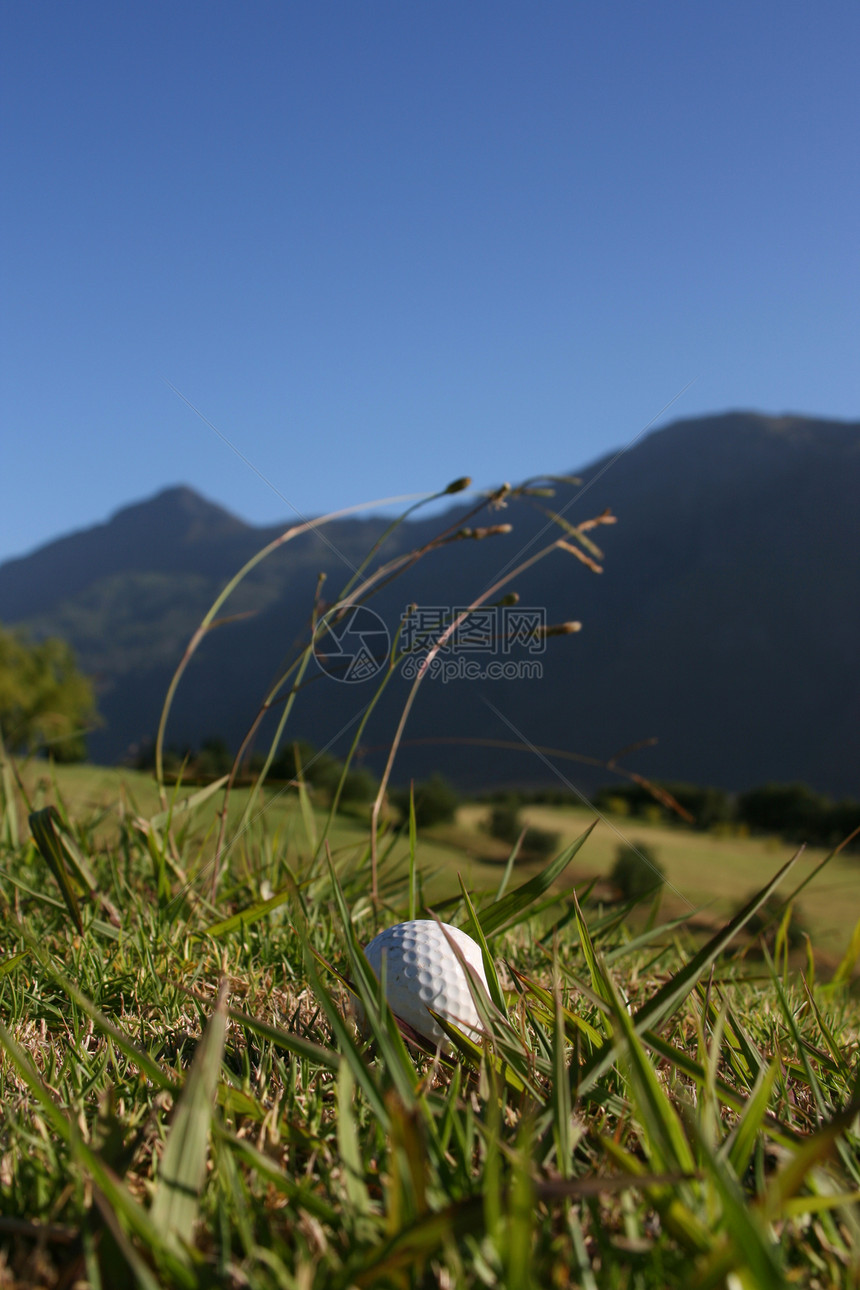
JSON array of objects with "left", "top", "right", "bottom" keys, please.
[
  {"left": 458, "top": 803, "right": 860, "bottom": 960},
  {"left": 2, "top": 758, "right": 860, "bottom": 1288},
  {"left": 18, "top": 764, "right": 860, "bottom": 959}
]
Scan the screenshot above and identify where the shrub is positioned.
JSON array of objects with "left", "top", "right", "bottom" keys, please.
[
  {"left": 593, "top": 781, "right": 732, "bottom": 829},
  {"left": 392, "top": 774, "right": 460, "bottom": 827},
  {"left": 269, "top": 740, "right": 342, "bottom": 791},
  {"left": 610, "top": 841, "right": 664, "bottom": 901},
  {"left": 266, "top": 741, "right": 378, "bottom": 808},
  {"left": 337, "top": 766, "right": 378, "bottom": 804},
  {"left": 736, "top": 782, "right": 860, "bottom": 848},
  {"left": 521, "top": 824, "right": 560, "bottom": 859},
  {"left": 487, "top": 804, "right": 522, "bottom": 845},
  {"left": 486, "top": 803, "right": 559, "bottom": 858}
]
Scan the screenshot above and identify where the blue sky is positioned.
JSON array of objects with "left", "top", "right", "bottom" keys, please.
[{"left": 2, "top": 2, "right": 858, "bottom": 564}]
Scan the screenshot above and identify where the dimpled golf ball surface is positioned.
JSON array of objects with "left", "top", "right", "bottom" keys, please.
[{"left": 364, "top": 920, "right": 488, "bottom": 1045}]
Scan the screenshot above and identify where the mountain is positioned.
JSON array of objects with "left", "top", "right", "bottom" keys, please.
[{"left": 1, "top": 412, "right": 858, "bottom": 798}]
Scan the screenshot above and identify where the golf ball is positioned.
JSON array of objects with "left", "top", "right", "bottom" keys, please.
[{"left": 362, "top": 920, "right": 489, "bottom": 1046}]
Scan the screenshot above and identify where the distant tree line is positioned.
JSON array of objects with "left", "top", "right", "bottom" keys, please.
[
  {"left": 136, "top": 736, "right": 379, "bottom": 806},
  {"left": 136, "top": 737, "right": 472, "bottom": 828},
  {"left": 592, "top": 780, "right": 860, "bottom": 850},
  {"left": 130, "top": 735, "right": 858, "bottom": 851}
]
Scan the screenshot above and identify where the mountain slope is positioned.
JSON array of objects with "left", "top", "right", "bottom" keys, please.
[{"left": 2, "top": 412, "right": 857, "bottom": 797}]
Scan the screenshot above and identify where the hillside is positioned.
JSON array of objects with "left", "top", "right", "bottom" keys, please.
[{"left": 1, "top": 411, "right": 858, "bottom": 796}]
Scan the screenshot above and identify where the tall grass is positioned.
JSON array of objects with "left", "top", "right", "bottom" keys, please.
[{"left": 1, "top": 476, "right": 859, "bottom": 1288}]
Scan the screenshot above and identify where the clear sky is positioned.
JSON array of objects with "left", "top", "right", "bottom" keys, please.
[{"left": 2, "top": 2, "right": 858, "bottom": 564}]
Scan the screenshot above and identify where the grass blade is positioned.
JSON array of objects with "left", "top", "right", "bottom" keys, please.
[
  {"left": 337, "top": 1059, "right": 373, "bottom": 1217},
  {"left": 551, "top": 970, "right": 574, "bottom": 1179},
  {"left": 504, "top": 1112, "right": 536, "bottom": 1287},
  {"left": 761, "top": 1101, "right": 860, "bottom": 1222},
  {"left": 151, "top": 982, "right": 229, "bottom": 1253},
  {"left": 458, "top": 874, "right": 507, "bottom": 1012},
  {"left": 724, "top": 1060, "right": 779, "bottom": 1178},
  {"left": 494, "top": 832, "right": 523, "bottom": 902},
  {"left": 194, "top": 869, "right": 304, "bottom": 941},
  {"left": 21, "top": 938, "right": 177, "bottom": 1091},
  {"left": 407, "top": 782, "right": 417, "bottom": 921},
  {"left": 802, "top": 978, "right": 852, "bottom": 1078},
  {"left": 509, "top": 966, "right": 604, "bottom": 1047},
  {"left": 601, "top": 1137, "right": 709, "bottom": 1254},
  {"left": 831, "top": 910, "right": 860, "bottom": 987},
  {"left": 294, "top": 748, "right": 318, "bottom": 853},
  {"left": 28, "top": 806, "right": 84, "bottom": 933},
  {"left": 227, "top": 1002, "right": 339, "bottom": 1072},
  {"left": 147, "top": 775, "right": 229, "bottom": 831},
  {"left": 0, "top": 728, "right": 19, "bottom": 849},
  {"left": 478, "top": 822, "right": 597, "bottom": 936},
  {"left": 0, "top": 949, "right": 30, "bottom": 979},
  {"left": 430, "top": 1012, "right": 533, "bottom": 1095},
  {"left": 692, "top": 1133, "right": 785, "bottom": 1290},
  {"left": 346, "top": 1196, "right": 485, "bottom": 1288},
  {"left": 579, "top": 851, "right": 801, "bottom": 1094},
  {"left": 603, "top": 960, "right": 696, "bottom": 1176}
]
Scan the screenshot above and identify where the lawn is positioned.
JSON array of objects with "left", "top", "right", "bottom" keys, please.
[{"left": 2, "top": 755, "right": 860, "bottom": 1288}]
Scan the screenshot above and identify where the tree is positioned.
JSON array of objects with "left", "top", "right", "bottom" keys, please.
[{"left": 0, "top": 624, "right": 98, "bottom": 761}]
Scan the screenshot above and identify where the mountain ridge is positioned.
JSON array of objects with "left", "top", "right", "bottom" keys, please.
[{"left": 2, "top": 411, "right": 858, "bottom": 797}]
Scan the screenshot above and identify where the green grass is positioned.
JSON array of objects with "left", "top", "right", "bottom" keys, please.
[
  {"left": 20, "top": 764, "right": 860, "bottom": 959},
  {"left": 2, "top": 759, "right": 860, "bottom": 1288},
  {"left": 457, "top": 802, "right": 860, "bottom": 959}
]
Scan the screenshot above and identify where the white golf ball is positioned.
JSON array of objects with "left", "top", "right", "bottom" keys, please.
[{"left": 362, "top": 920, "right": 489, "bottom": 1046}]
